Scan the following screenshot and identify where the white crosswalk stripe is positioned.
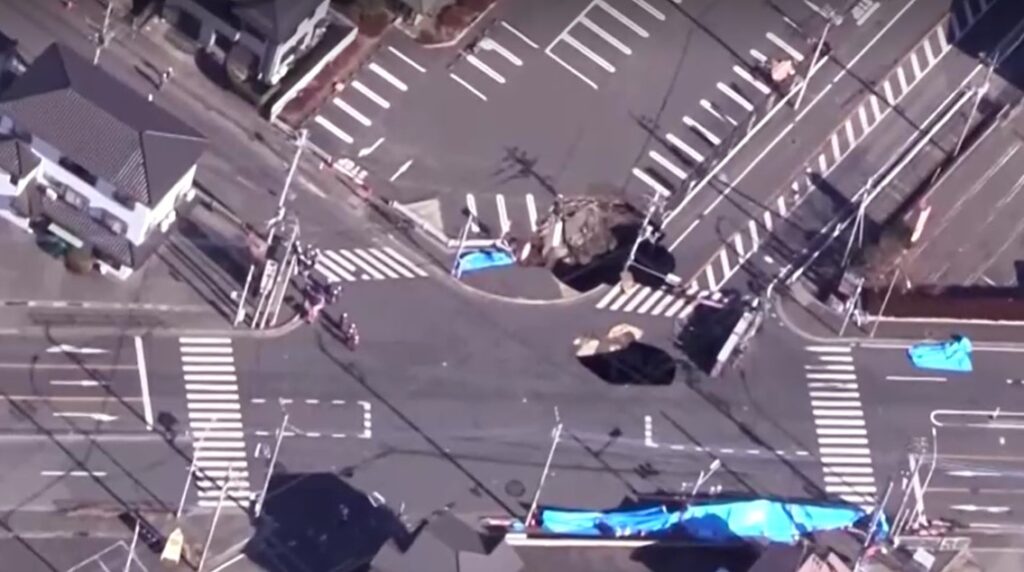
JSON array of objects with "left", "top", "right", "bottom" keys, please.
[
  {"left": 179, "top": 337, "right": 252, "bottom": 509},
  {"left": 596, "top": 284, "right": 727, "bottom": 319},
  {"left": 804, "top": 347, "right": 877, "bottom": 509},
  {"left": 313, "top": 247, "right": 428, "bottom": 283}
]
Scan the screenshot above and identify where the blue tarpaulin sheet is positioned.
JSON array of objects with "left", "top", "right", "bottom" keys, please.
[
  {"left": 456, "top": 248, "right": 515, "bottom": 274},
  {"left": 908, "top": 335, "right": 973, "bottom": 372},
  {"left": 534, "top": 499, "right": 878, "bottom": 543}
]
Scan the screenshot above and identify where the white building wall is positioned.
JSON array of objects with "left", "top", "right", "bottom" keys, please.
[{"left": 144, "top": 163, "right": 195, "bottom": 235}]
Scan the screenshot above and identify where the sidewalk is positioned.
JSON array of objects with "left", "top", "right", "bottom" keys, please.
[{"left": 777, "top": 280, "right": 1024, "bottom": 347}]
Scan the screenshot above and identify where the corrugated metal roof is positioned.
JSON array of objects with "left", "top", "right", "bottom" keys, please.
[{"left": 0, "top": 43, "right": 205, "bottom": 206}]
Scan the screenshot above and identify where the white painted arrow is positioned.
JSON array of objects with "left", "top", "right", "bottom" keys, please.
[
  {"left": 53, "top": 412, "right": 118, "bottom": 422},
  {"left": 950, "top": 504, "right": 1011, "bottom": 514},
  {"left": 46, "top": 345, "right": 107, "bottom": 355},
  {"left": 50, "top": 380, "right": 107, "bottom": 387}
]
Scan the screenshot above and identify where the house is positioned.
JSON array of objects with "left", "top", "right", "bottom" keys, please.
[
  {"left": 161, "top": 0, "right": 330, "bottom": 86},
  {"left": 0, "top": 43, "right": 206, "bottom": 279}
]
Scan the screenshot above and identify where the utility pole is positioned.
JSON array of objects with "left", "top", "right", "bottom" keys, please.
[
  {"left": 124, "top": 519, "right": 140, "bottom": 572},
  {"left": 254, "top": 413, "right": 289, "bottom": 518},
  {"left": 278, "top": 129, "right": 308, "bottom": 211},
  {"left": 794, "top": 21, "right": 832, "bottom": 110},
  {"left": 869, "top": 265, "right": 901, "bottom": 338},
  {"left": 525, "top": 423, "right": 563, "bottom": 528},
  {"left": 197, "top": 467, "right": 234, "bottom": 572},
  {"left": 92, "top": 0, "right": 115, "bottom": 65}
]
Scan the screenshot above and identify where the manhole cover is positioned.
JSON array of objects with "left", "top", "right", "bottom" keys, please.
[{"left": 505, "top": 480, "right": 526, "bottom": 497}]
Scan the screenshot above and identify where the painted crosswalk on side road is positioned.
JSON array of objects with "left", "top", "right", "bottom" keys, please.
[
  {"left": 178, "top": 337, "right": 252, "bottom": 509},
  {"left": 314, "top": 247, "right": 428, "bottom": 283}
]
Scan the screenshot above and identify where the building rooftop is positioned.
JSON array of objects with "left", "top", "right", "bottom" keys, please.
[
  {"left": 0, "top": 43, "right": 205, "bottom": 207},
  {"left": 0, "top": 133, "right": 38, "bottom": 179},
  {"left": 231, "top": 0, "right": 326, "bottom": 43}
]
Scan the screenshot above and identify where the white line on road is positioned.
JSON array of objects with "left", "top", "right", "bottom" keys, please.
[
  {"left": 390, "top": 159, "right": 414, "bottom": 182},
  {"left": 501, "top": 21, "right": 539, "bottom": 49},
  {"left": 388, "top": 46, "right": 426, "bottom": 72},
  {"left": 467, "top": 54, "right": 506, "bottom": 83},
  {"left": 334, "top": 97, "right": 372, "bottom": 126},
  {"left": 683, "top": 116, "right": 721, "bottom": 145},
  {"left": 41, "top": 470, "right": 107, "bottom": 477},
  {"left": 701, "top": 98, "right": 737, "bottom": 125},
  {"left": 352, "top": 81, "right": 390, "bottom": 108},
  {"left": 563, "top": 34, "right": 615, "bottom": 72},
  {"left": 806, "top": 345, "right": 852, "bottom": 353},
  {"left": 806, "top": 373, "right": 858, "bottom": 380},
  {"left": 666, "top": 133, "right": 704, "bottom": 163},
  {"left": 50, "top": 380, "right": 106, "bottom": 387},
  {"left": 547, "top": 51, "right": 597, "bottom": 89},
  {"left": 314, "top": 115, "right": 353, "bottom": 144},
  {"left": 580, "top": 17, "right": 631, "bottom": 55},
  {"left": 717, "top": 82, "right": 753, "bottom": 111},
  {"left": 886, "top": 375, "right": 947, "bottom": 382},
  {"left": 597, "top": 0, "right": 649, "bottom": 37},
  {"left": 733, "top": 65, "right": 770, "bottom": 94},
  {"left": 648, "top": 150, "right": 688, "bottom": 180},
  {"left": 369, "top": 62, "right": 408, "bottom": 91},
  {"left": 481, "top": 37, "right": 523, "bottom": 65},
  {"left": 632, "top": 168, "right": 671, "bottom": 197},
  {"left": 450, "top": 73, "right": 488, "bottom": 100},
  {"left": 767, "top": 32, "right": 804, "bottom": 61},
  {"left": 134, "top": 336, "right": 153, "bottom": 430},
  {"left": 629, "top": 0, "right": 665, "bottom": 20}
]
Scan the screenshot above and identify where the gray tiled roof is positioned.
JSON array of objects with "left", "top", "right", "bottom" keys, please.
[
  {"left": 0, "top": 43, "right": 205, "bottom": 206},
  {"left": 231, "top": 0, "right": 326, "bottom": 43},
  {"left": 0, "top": 133, "right": 39, "bottom": 179}
]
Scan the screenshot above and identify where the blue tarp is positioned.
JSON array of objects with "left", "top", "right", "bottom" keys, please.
[
  {"left": 908, "top": 335, "right": 973, "bottom": 372},
  {"left": 533, "top": 499, "right": 878, "bottom": 543},
  {"left": 456, "top": 248, "right": 516, "bottom": 274}
]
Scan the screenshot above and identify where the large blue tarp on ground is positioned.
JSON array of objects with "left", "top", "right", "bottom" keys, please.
[
  {"left": 456, "top": 248, "right": 516, "bottom": 274},
  {"left": 908, "top": 335, "right": 973, "bottom": 372},
  {"left": 534, "top": 499, "right": 877, "bottom": 543}
]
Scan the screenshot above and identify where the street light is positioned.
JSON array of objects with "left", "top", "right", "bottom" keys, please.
[{"left": 691, "top": 458, "right": 722, "bottom": 497}]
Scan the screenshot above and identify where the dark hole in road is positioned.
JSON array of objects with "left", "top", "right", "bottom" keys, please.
[
  {"left": 505, "top": 479, "right": 526, "bottom": 498},
  {"left": 674, "top": 298, "right": 745, "bottom": 374},
  {"left": 577, "top": 342, "right": 676, "bottom": 386}
]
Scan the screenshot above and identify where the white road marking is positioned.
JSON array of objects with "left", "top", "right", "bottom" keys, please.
[
  {"left": 806, "top": 345, "right": 852, "bottom": 353},
  {"left": 597, "top": 0, "right": 648, "bottom": 37},
  {"left": 580, "top": 17, "right": 631, "bottom": 54},
  {"left": 733, "top": 234, "right": 745, "bottom": 257},
  {"left": 718, "top": 249, "right": 729, "bottom": 276},
  {"left": 466, "top": 193, "right": 480, "bottom": 232},
  {"left": 648, "top": 150, "right": 688, "bottom": 180},
  {"left": 314, "top": 115, "right": 353, "bottom": 144},
  {"left": 883, "top": 80, "right": 896, "bottom": 104},
  {"left": 806, "top": 373, "right": 858, "bottom": 380},
  {"left": 365, "top": 249, "right": 416, "bottom": 278},
  {"left": 318, "top": 251, "right": 358, "bottom": 281},
  {"left": 704, "top": 265, "right": 717, "bottom": 291},
  {"left": 352, "top": 81, "right": 390, "bottom": 108},
  {"left": 766, "top": 32, "right": 804, "bottom": 61},
  {"left": 717, "top": 82, "right": 753, "bottom": 111},
  {"left": 334, "top": 98, "right": 371, "bottom": 126},
  {"left": 629, "top": 0, "right": 665, "bottom": 20},
  {"left": 896, "top": 66, "right": 909, "bottom": 92},
  {"left": 869, "top": 95, "right": 882, "bottom": 121},
  {"left": 481, "top": 37, "right": 523, "bottom": 65},
  {"left": 830, "top": 133, "right": 842, "bottom": 160},
  {"left": 858, "top": 105, "right": 871, "bottom": 131},
  {"left": 596, "top": 285, "right": 623, "bottom": 309},
  {"left": 910, "top": 52, "right": 923, "bottom": 77},
  {"left": 886, "top": 375, "right": 947, "bottom": 382},
  {"left": 818, "top": 154, "right": 828, "bottom": 172},
  {"left": 339, "top": 250, "right": 387, "bottom": 280},
  {"left": 632, "top": 168, "right": 672, "bottom": 197},
  {"left": 701, "top": 98, "right": 737, "bottom": 125},
  {"left": 683, "top": 116, "right": 721, "bottom": 145},
  {"left": 41, "top": 470, "right": 107, "bottom": 477},
  {"left": 370, "top": 62, "right": 408, "bottom": 91},
  {"left": 526, "top": 193, "right": 538, "bottom": 231},
  {"left": 497, "top": 194, "right": 510, "bottom": 235},
  {"left": 467, "top": 54, "right": 506, "bottom": 83},
  {"left": 733, "top": 65, "right": 770, "bottom": 94},
  {"left": 547, "top": 51, "right": 597, "bottom": 89},
  {"left": 383, "top": 247, "right": 429, "bottom": 277},
  {"left": 501, "top": 21, "right": 539, "bottom": 49},
  {"left": 449, "top": 73, "right": 488, "bottom": 100},
  {"left": 777, "top": 195, "right": 788, "bottom": 216},
  {"left": 844, "top": 120, "right": 857, "bottom": 146},
  {"left": 353, "top": 249, "right": 401, "bottom": 279},
  {"left": 390, "top": 158, "right": 414, "bottom": 182},
  {"left": 563, "top": 34, "right": 615, "bottom": 72},
  {"left": 388, "top": 46, "right": 426, "bottom": 72},
  {"left": 134, "top": 336, "right": 153, "bottom": 430},
  {"left": 816, "top": 427, "right": 868, "bottom": 436},
  {"left": 750, "top": 48, "right": 767, "bottom": 63},
  {"left": 666, "top": 133, "right": 705, "bottom": 163},
  {"left": 748, "top": 219, "right": 759, "bottom": 247}
]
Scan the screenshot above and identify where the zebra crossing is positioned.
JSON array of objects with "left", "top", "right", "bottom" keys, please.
[
  {"left": 804, "top": 345, "right": 878, "bottom": 510},
  {"left": 595, "top": 281, "right": 724, "bottom": 319},
  {"left": 179, "top": 337, "right": 252, "bottom": 509},
  {"left": 313, "top": 246, "right": 428, "bottom": 283}
]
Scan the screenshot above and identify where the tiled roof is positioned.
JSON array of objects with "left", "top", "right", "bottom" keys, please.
[
  {"left": 232, "top": 0, "right": 326, "bottom": 43},
  {"left": 0, "top": 43, "right": 205, "bottom": 206},
  {"left": 38, "top": 190, "right": 134, "bottom": 267}
]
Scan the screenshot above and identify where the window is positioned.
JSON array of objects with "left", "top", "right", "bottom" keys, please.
[
  {"left": 102, "top": 211, "right": 127, "bottom": 235},
  {"left": 58, "top": 156, "right": 97, "bottom": 186},
  {"left": 62, "top": 187, "right": 87, "bottom": 210}
]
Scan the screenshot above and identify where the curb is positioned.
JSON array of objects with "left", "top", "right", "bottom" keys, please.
[
  {"left": 773, "top": 289, "right": 1024, "bottom": 350},
  {"left": 449, "top": 272, "right": 609, "bottom": 306}
]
